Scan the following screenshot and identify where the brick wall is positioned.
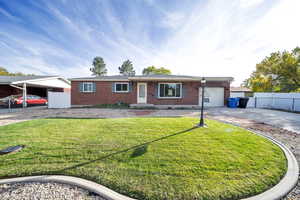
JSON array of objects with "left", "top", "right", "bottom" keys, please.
[
  {"left": 71, "top": 81, "right": 137, "bottom": 105},
  {"left": 71, "top": 80, "right": 230, "bottom": 106},
  {"left": 146, "top": 81, "right": 230, "bottom": 105}
]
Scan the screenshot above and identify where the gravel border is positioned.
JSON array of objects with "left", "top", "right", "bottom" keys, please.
[
  {"left": 0, "top": 181, "right": 105, "bottom": 200},
  {"left": 0, "top": 176, "right": 134, "bottom": 200}
]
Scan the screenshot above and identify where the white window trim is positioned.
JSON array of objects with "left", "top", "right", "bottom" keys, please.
[
  {"left": 82, "top": 82, "right": 94, "bottom": 93},
  {"left": 114, "top": 82, "right": 129, "bottom": 93},
  {"left": 158, "top": 83, "right": 182, "bottom": 99}
]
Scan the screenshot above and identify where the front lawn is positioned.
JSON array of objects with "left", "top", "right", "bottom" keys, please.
[{"left": 0, "top": 118, "right": 286, "bottom": 200}]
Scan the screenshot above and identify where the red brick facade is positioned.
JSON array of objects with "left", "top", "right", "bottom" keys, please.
[
  {"left": 71, "top": 80, "right": 230, "bottom": 106},
  {"left": 71, "top": 81, "right": 137, "bottom": 105}
]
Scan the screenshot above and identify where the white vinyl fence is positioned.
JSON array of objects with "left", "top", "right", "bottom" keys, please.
[
  {"left": 247, "top": 92, "right": 300, "bottom": 112},
  {"left": 48, "top": 91, "right": 71, "bottom": 108}
]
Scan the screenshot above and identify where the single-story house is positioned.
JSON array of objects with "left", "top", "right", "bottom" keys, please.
[
  {"left": 230, "top": 87, "right": 252, "bottom": 98},
  {"left": 71, "top": 75, "right": 233, "bottom": 108},
  {"left": 0, "top": 75, "right": 71, "bottom": 99}
]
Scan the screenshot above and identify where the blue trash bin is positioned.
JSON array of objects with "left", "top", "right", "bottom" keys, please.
[{"left": 227, "top": 98, "right": 239, "bottom": 108}]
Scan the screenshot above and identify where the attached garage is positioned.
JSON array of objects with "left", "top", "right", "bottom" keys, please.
[{"left": 199, "top": 87, "right": 225, "bottom": 107}]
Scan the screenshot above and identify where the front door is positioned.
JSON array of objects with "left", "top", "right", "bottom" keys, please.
[{"left": 137, "top": 83, "right": 147, "bottom": 104}]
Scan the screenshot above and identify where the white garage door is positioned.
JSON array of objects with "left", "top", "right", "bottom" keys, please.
[{"left": 199, "top": 87, "right": 224, "bottom": 107}]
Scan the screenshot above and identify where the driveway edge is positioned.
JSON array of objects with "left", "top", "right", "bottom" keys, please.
[{"left": 0, "top": 126, "right": 298, "bottom": 200}]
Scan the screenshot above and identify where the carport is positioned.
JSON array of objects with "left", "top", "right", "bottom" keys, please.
[{"left": 0, "top": 76, "right": 70, "bottom": 107}]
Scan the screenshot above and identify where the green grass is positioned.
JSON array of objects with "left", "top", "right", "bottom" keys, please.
[{"left": 0, "top": 118, "right": 286, "bottom": 200}]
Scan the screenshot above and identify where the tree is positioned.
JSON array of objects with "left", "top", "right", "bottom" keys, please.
[
  {"left": 0, "top": 67, "right": 33, "bottom": 76},
  {"left": 90, "top": 57, "right": 107, "bottom": 76},
  {"left": 142, "top": 66, "right": 171, "bottom": 75},
  {"left": 244, "top": 47, "right": 300, "bottom": 92},
  {"left": 0, "top": 67, "right": 10, "bottom": 75},
  {"left": 118, "top": 60, "right": 135, "bottom": 76}
]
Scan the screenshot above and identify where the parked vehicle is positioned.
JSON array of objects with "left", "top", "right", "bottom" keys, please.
[{"left": 0, "top": 94, "right": 47, "bottom": 107}]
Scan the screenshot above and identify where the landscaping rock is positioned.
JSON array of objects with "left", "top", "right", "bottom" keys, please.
[{"left": 0, "top": 182, "right": 106, "bottom": 200}]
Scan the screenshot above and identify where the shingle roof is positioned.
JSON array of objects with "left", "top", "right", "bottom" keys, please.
[
  {"left": 70, "top": 75, "right": 129, "bottom": 80},
  {"left": 0, "top": 75, "right": 57, "bottom": 84},
  {"left": 71, "top": 75, "right": 234, "bottom": 81}
]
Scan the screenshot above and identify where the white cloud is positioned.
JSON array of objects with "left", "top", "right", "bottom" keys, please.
[
  {"left": 239, "top": 0, "right": 265, "bottom": 8},
  {"left": 1, "top": 0, "right": 300, "bottom": 86},
  {"left": 159, "top": 12, "right": 185, "bottom": 29},
  {"left": 144, "top": 0, "right": 300, "bottom": 86}
]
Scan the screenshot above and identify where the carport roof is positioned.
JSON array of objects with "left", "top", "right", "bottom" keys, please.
[{"left": 0, "top": 75, "right": 56, "bottom": 84}]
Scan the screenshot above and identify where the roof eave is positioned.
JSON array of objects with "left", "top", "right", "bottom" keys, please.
[
  {"left": 70, "top": 79, "right": 129, "bottom": 82},
  {"left": 11, "top": 76, "right": 70, "bottom": 85}
]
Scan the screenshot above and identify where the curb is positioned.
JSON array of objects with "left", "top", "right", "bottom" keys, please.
[
  {"left": 0, "top": 175, "right": 135, "bottom": 200},
  {"left": 0, "top": 127, "right": 298, "bottom": 200},
  {"left": 242, "top": 130, "right": 299, "bottom": 200}
]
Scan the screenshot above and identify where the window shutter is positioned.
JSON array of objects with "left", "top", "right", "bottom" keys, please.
[
  {"left": 112, "top": 83, "right": 115, "bottom": 93},
  {"left": 182, "top": 84, "right": 185, "bottom": 98},
  {"left": 92, "top": 82, "right": 96, "bottom": 92},
  {"left": 79, "top": 82, "right": 84, "bottom": 92}
]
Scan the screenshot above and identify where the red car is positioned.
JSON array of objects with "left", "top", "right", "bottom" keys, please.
[
  {"left": 15, "top": 95, "right": 48, "bottom": 106},
  {"left": 0, "top": 94, "right": 47, "bottom": 107}
]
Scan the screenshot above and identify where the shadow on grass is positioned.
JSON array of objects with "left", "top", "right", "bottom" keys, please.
[
  {"left": 44, "top": 126, "right": 198, "bottom": 173},
  {"left": 130, "top": 144, "right": 148, "bottom": 158}
]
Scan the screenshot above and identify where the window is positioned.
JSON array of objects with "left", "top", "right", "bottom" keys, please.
[
  {"left": 115, "top": 83, "right": 129, "bottom": 93},
  {"left": 82, "top": 82, "right": 94, "bottom": 92},
  {"left": 158, "top": 83, "right": 182, "bottom": 98}
]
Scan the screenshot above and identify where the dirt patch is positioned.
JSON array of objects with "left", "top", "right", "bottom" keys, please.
[{"left": 130, "top": 110, "right": 157, "bottom": 116}]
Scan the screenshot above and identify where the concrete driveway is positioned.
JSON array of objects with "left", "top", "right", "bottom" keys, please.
[
  {"left": 0, "top": 106, "right": 299, "bottom": 134},
  {"left": 207, "top": 107, "right": 300, "bottom": 134}
]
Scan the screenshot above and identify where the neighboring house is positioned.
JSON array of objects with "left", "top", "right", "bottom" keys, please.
[
  {"left": 0, "top": 75, "right": 71, "bottom": 98},
  {"left": 71, "top": 75, "right": 233, "bottom": 108},
  {"left": 230, "top": 87, "right": 252, "bottom": 98}
]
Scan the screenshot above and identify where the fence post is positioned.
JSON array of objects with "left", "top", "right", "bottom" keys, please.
[
  {"left": 292, "top": 98, "right": 295, "bottom": 112},
  {"left": 8, "top": 98, "right": 11, "bottom": 112},
  {"left": 254, "top": 97, "right": 257, "bottom": 108}
]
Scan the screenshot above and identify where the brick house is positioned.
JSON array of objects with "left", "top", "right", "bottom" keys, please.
[{"left": 71, "top": 75, "right": 233, "bottom": 108}]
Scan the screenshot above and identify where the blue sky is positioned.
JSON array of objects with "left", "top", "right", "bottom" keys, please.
[{"left": 0, "top": 0, "right": 299, "bottom": 85}]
